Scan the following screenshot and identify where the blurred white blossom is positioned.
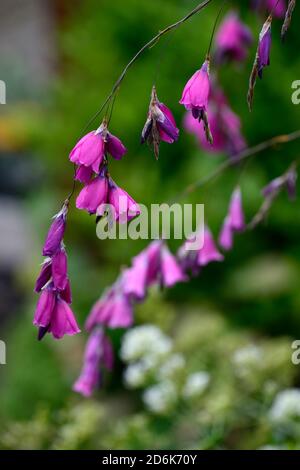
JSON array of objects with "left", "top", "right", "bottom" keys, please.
[
  {"left": 143, "top": 381, "right": 177, "bottom": 414},
  {"left": 269, "top": 389, "right": 300, "bottom": 423},
  {"left": 121, "top": 325, "right": 172, "bottom": 363},
  {"left": 232, "top": 345, "right": 262, "bottom": 368},
  {"left": 157, "top": 354, "right": 186, "bottom": 380},
  {"left": 183, "top": 372, "right": 210, "bottom": 399}
]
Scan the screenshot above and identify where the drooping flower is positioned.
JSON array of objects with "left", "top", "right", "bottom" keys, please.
[
  {"left": 263, "top": 165, "right": 297, "bottom": 199},
  {"left": 219, "top": 187, "right": 245, "bottom": 251},
  {"left": 85, "top": 284, "right": 134, "bottom": 332},
  {"left": 184, "top": 88, "right": 246, "bottom": 157},
  {"left": 160, "top": 244, "right": 187, "bottom": 287},
  {"left": 35, "top": 258, "right": 52, "bottom": 293},
  {"left": 70, "top": 122, "right": 127, "bottom": 176},
  {"left": 108, "top": 178, "right": 141, "bottom": 223},
  {"left": 247, "top": 16, "right": 272, "bottom": 111},
  {"left": 75, "top": 165, "right": 94, "bottom": 184},
  {"left": 141, "top": 86, "right": 179, "bottom": 159},
  {"left": 215, "top": 12, "right": 252, "bottom": 63},
  {"left": 73, "top": 328, "right": 114, "bottom": 397},
  {"left": 122, "top": 253, "right": 149, "bottom": 301},
  {"left": 33, "top": 285, "right": 80, "bottom": 340},
  {"left": 52, "top": 248, "right": 68, "bottom": 291},
  {"left": 178, "top": 226, "right": 223, "bottom": 274},
  {"left": 180, "top": 59, "right": 213, "bottom": 144},
  {"left": 42, "top": 203, "right": 68, "bottom": 257},
  {"left": 76, "top": 170, "right": 109, "bottom": 214}
]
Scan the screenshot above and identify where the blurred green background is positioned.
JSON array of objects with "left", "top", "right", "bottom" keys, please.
[{"left": 0, "top": 0, "right": 300, "bottom": 449}]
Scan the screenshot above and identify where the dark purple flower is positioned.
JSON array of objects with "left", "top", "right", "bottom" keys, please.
[
  {"left": 42, "top": 203, "right": 68, "bottom": 257},
  {"left": 257, "top": 17, "right": 272, "bottom": 78},
  {"left": 141, "top": 86, "right": 179, "bottom": 159},
  {"left": 215, "top": 12, "right": 253, "bottom": 63},
  {"left": 34, "top": 259, "right": 52, "bottom": 293}
]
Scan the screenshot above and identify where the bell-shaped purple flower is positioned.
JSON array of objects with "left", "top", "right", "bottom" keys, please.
[
  {"left": 70, "top": 131, "right": 105, "bottom": 174},
  {"left": 76, "top": 170, "right": 109, "bottom": 215},
  {"left": 73, "top": 328, "right": 113, "bottom": 397},
  {"left": 108, "top": 178, "right": 140, "bottom": 223},
  {"left": 48, "top": 298, "right": 81, "bottom": 340},
  {"left": 160, "top": 244, "right": 187, "bottom": 287},
  {"left": 42, "top": 203, "right": 68, "bottom": 257},
  {"left": 219, "top": 187, "right": 245, "bottom": 251},
  {"left": 180, "top": 60, "right": 210, "bottom": 118},
  {"left": 34, "top": 259, "right": 52, "bottom": 293},
  {"left": 215, "top": 12, "right": 253, "bottom": 63},
  {"left": 52, "top": 248, "right": 68, "bottom": 291},
  {"left": 141, "top": 86, "right": 179, "bottom": 159},
  {"left": 197, "top": 227, "right": 224, "bottom": 266}
]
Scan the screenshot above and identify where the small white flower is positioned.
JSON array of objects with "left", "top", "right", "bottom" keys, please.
[
  {"left": 232, "top": 345, "right": 262, "bottom": 368},
  {"left": 123, "top": 362, "right": 149, "bottom": 389},
  {"left": 120, "top": 325, "right": 172, "bottom": 363},
  {"left": 143, "top": 381, "right": 177, "bottom": 414},
  {"left": 157, "top": 354, "right": 186, "bottom": 380},
  {"left": 269, "top": 389, "right": 300, "bottom": 423},
  {"left": 183, "top": 372, "right": 210, "bottom": 399}
]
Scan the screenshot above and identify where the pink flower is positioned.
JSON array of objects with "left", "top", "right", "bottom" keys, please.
[
  {"left": 70, "top": 122, "right": 127, "bottom": 176},
  {"left": 75, "top": 165, "right": 94, "bottom": 184},
  {"left": 184, "top": 89, "right": 246, "bottom": 156},
  {"left": 86, "top": 286, "right": 133, "bottom": 331},
  {"left": 33, "top": 285, "right": 80, "bottom": 340},
  {"left": 215, "top": 12, "right": 252, "bottom": 62},
  {"left": 219, "top": 187, "right": 245, "bottom": 251},
  {"left": 52, "top": 248, "right": 68, "bottom": 291},
  {"left": 73, "top": 328, "right": 114, "bottom": 397},
  {"left": 141, "top": 86, "right": 179, "bottom": 159},
  {"left": 76, "top": 171, "right": 109, "bottom": 214},
  {"left": 42, "top": 204, "right": 68, "bottom": 257},
  {"left": 197, "top": 227, "right": 224, "bottom": 266},
  {"left": 108, "top": 178, "right": 141, "bottom": 223},
  {"left": 178, "top": 226, "right": 223, "bottom": 274},
  {"left": 180, "top": 60, "right": 210, "bottom": 119},
  {"left": 122, "top": 253, "right": 149, "bottom": 301},
  {"left": 160, "top": 244, "right": 187, "bottom": 287},
  {"left": 35, "top": 259, "right": 52, "bottom": 293},
  {"left": 266, "top": 0, "right": 286, "bottom": 17}
]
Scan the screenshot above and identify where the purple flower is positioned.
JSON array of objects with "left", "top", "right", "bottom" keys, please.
[
  {"left": 215, "top": 12, "right": 252, "bottom": 63},
  {"left": 219, "top": 187, "right": 245, "bottom": 251},
  {"left": 184, "top": 89, "right": 246, "bottom": 157},
  {"left": 76, "top": 171, "right": 109, "bottom": 215},
  {"left": 75, "top": 165, "right": 94, "bottom": 184},
  {"left": 180, "top": 60, "right": 210, "bottom": 118},
  {"left": 197, "top": 227, "right": 224, "bottom": 266},
  {"left": 34, "top": 259, "right": 52, "bottom": 293},
  {"left": 34, "top": 286, "right": 80, "bottom": 340},
  {"left": 160, "top": 244, "right": 187, "bottom": 287},
  {"left": 73, "top": 328, "right": 113, "bottom": 397},
  {"left": 257, "top": 17, "right": 272, "bottom": 78},
  {"left": 108, "top": 178, "right": 141, "bottom": 223},
  {"left": 262, "top": 166, "right": 297, "bottom": 200},
  {"left": 86, "top": 285, "right": 133, "bottom": 331},
  {"left": 251, "top": 0, "right": 286, "bottom": 17},
  {"left": 52, "top": 248, "right": 68, "bottom": 291},
  {"left": 70, "top": 123, "right": 127, "bottom": 176},
  {"left": 141, "top": 86, "right": 179, "bottom": 159},
  {"left": 42, "top": 204, "right": 68, "bottom": 257},
  {"left": 121, "top": 253, "right": 149, "bottom": 301}
]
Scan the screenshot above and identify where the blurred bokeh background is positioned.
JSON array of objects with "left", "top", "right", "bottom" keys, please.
[{"left": 0, "top": 0, "right": 300, "bottom": 450}]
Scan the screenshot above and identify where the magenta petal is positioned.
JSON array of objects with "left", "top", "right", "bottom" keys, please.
[
  {"left": 229, "top": 187, "right": 245, "bottom": 231},
  {"left": 75, "top": 165, "right": 94, "bottom": 184},
  {"left": 42, "top": 211, "right": 66, "bottom": 257},
  {"left": 106, "top": 133, "right": 127, "bottom": 160},
  {"left": 219, "top": 216, "right": 234, "bottom": 251},
  {"left": 85, "top": 295, "right": 112, "bottom": 331},
  {"left": 156, "top": 102, "right": 179, "bottom": 144},
  {"left": 70, "top": 131, "right": 105, "bottom": 173},
  {"left": 34, "top": 259, "right": 52, "bottom": 292},
  {"left": 161, "top": 245, "right": 187, "bottom": 288},
  {"left": 180, "top": 60, "right": 210, "bottom": 112},
  {"left": 52, "top": 249, "right": 68, "bottom": 291},
  {"left": 108, "top": 182, "right": 140, "bottom": 223},
  {"left": 76, "top": 175, "right": 108, "bottom": 214},
  {"left": 60, "top": 278, "right": 72, "bottom": 304},
  {"left": 122, "top": 255, "right": 148, "bottom": 301},
  {"left": 198, "top": 227, "right": 224, "bottom": 266},
  {"left": 107, "top": 294, "right": 133, "bottom": 329},
  {"left": 33, "top": 288, "right": 56, "bottom": 328},
  {"left": 49, "top": 299, "right": 80, "bottom": 339}
]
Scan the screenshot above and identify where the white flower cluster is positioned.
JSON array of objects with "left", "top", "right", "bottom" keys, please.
[
  {"left": 121, "top": 324, "right": 210, "bottom": 414},
  {"left": 232, "top": 344, "right": 262, "bottom": 368},
  {"left": 269, "top": 389, "right": 300, "bottom": 424}
]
